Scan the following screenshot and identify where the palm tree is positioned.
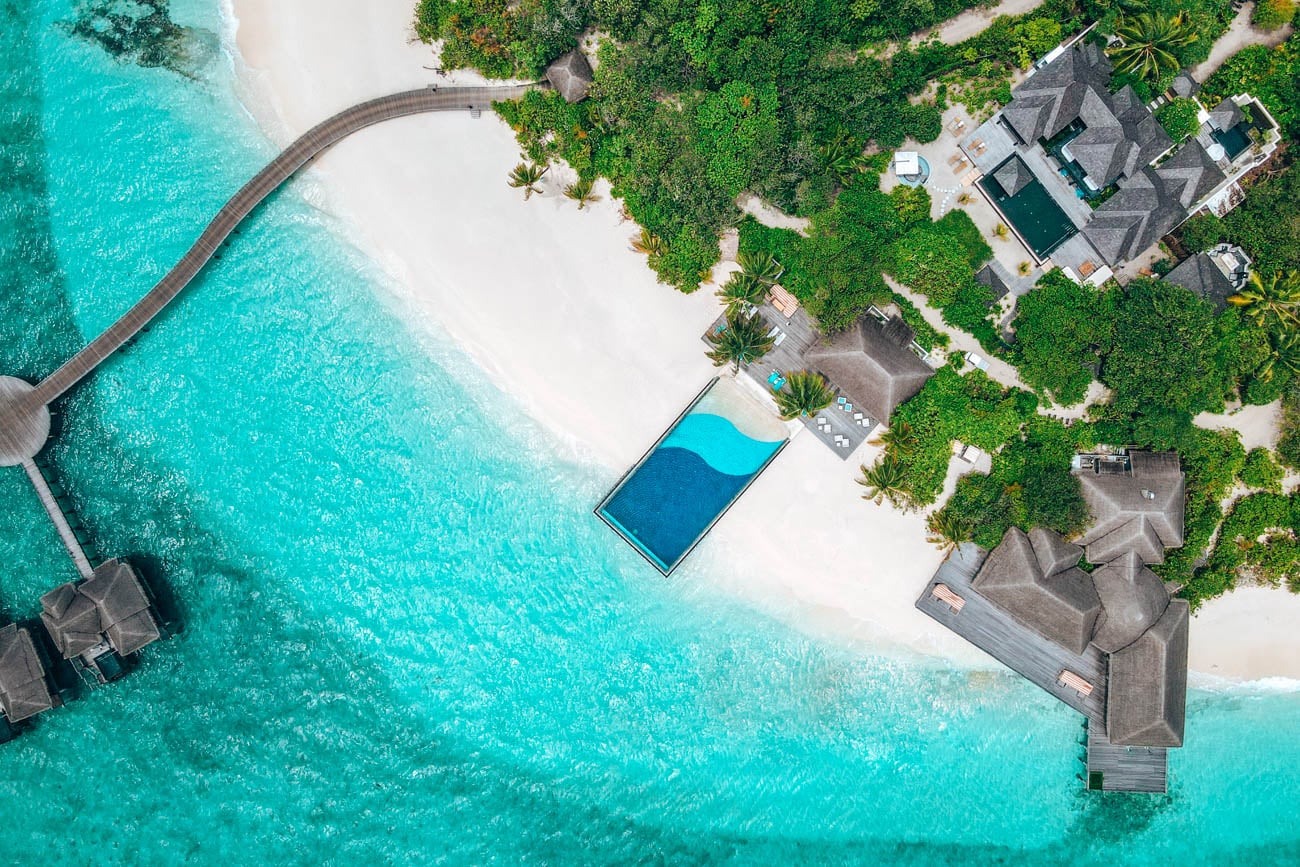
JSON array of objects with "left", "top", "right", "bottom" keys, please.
[
  {"left": 706, "top": 312, "right": 775, "bottom": 372},
  {"left": 1228, "top": 270, "right": 1300, "bottom": 329},
  {"left": 1108, "top": 13, "right": 1198, "bottom": 82},
  {"left": 716, "top": 272, "right": 767, "bottom": 316},
  {"left": 1258, "top": 331, "right": 1300, "bottom": 382},
  {"left": 857, "top": 454, "right": 913, "bottom": 510},
  {"left": 774, "top": 371, "right": 835, "bottom": 420},
  {"left": 819, "top": 132, "right": 866, "bottom": 184},
  {"left": 993, "top": 223, "right": 1010, "bottom": 241},
  {"left": 563, "top": 177, "right": 598, "bottom": 209},
  {"left": 926, "top": 509, "right": 972, "bottom": 553},
  {"left": 507, "top": 159, "right": 547, "bottom": 200},
  {"left": 737, "top": 249, "right": 785, "bottom": 285},
  {"left": 868, "top": 420, "right": 919, "bottom": 454},
  {"left": 630, "top": 227, "right": 666, "bottom": 258}
]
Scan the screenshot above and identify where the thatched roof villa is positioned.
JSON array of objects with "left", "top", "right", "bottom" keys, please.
[
  {"left": 41, "top": 559, "right": 164, "bottom": 684},
  {"left": 917, "top": 449, "right": 1191, "bottom": 790},
  {"left": 0, "top": 623, "right": 58, "bottom": 728},
  {"left": 802, "top": 316, "right": 933, "bottom": 425},
  {"left": 545, "top": 50, "right": 594, "bottom": 103}
]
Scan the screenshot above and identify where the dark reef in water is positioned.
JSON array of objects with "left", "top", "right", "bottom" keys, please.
[{"left": 60, "top": 0, "right": 212, "bottom": 78}]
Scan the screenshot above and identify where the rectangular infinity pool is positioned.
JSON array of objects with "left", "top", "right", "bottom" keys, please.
[
  {"left": 597, "top": 377, "right": 788, "bottom": 575},
  {"left": 980, "top": 156, "right": 1078, "bottom": 259}
]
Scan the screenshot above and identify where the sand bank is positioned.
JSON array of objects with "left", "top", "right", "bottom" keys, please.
[{"left": 223, "top": 0, "right": 1298, "bottom": 681}]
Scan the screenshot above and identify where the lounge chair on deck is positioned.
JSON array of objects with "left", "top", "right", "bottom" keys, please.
[
  {"left": 1057, "top": 670, "right": 1093, "bottom": 696},
  {"left": 931, "top": 583, "right": 965, "bottom": 612}
]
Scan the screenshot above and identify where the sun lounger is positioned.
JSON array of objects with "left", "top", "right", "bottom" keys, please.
[
  {"left": 1057, "top": 670, "right": 1094, "bottom": 697},
  {"left": 931, "top": 583, "right": 966, "bottom": 613},
  {"left": 766, "top": 324, "right": 781, "bottom": 338},
  {"left": 773, "top": 332, "right": 787, "bottom": 347},
  {"left": 947, "top": 152, "right": 964, "bottom": 167}
]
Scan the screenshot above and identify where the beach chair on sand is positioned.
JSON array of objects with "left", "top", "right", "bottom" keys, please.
[{"left": 931, "top": 584, "right": 965, "bottom": 613}]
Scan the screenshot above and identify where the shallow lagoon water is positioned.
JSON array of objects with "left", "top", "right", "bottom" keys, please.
[{"left": 1, "top": 1, "right": 1299, "bottom": 863}]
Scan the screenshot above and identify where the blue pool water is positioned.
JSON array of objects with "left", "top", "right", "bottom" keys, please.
[
  {"left": 599, "top": 379, "right": 786, "bottom": 573},
  {"left": 981, "top": 155, "right": 1078, "bottom": 259},
  {"left": 1, "top": 0, "right": 1299, "bottom": 862}
]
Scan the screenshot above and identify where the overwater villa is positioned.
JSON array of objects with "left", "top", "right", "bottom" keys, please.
[
  {"left": 963, "top": 40, "right": 1279, "bottom": 280},
  {"left": 0, "top": 623, "right": 63, "bottom": 742},
  {"left": 40, "top": 559, "right": 167, "bottom": 686},
  {"left": 918, "top": 449, "right": 1189, "bottom": 792}
]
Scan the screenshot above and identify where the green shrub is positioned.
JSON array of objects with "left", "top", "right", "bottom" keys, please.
[
  {"left": 1241, "top": 447, "right": 1285, "bottom": 492},
  {"left": 1155, "top": 97, "right": 1202, "bottom": 141},
  {"left": 1011, "top": 270, "right": 1116, "bottom": 406},
  {"left": 1178, "top": 213, "right": 1225, "bottom": 253},
  {"left": 1253, "top": 0, "right": 1296, "bottom": 30}
]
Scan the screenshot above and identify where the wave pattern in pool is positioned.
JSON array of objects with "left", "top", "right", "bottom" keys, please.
[{"left": 599, "top": 378, "right": 787, "bottom": 573}]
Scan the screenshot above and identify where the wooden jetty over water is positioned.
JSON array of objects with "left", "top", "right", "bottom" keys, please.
[
  {"left": 0, "top": 84, "right": 536, "bottom": 741},
  {"left": 917, "top": 543, "right": 1169, "bottom": 793}
]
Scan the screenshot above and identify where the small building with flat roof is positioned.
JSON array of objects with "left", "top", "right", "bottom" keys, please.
[{"left": 802, "top": 316, "right": 933, "bottom": 425}]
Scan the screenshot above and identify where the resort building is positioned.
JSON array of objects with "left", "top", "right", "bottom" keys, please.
[
  {"left": 1163, "top": 243, "right": 1252, "bottom": 309},
  {"left": 802, "top": 314, "right": 934, "bottom": 427},
  {"left": 41, "top": 559, "right": 165, "bottom": 685},
  {"left": 918, "top": 449, "right": 1189, "bottom": 791},
  {"left": 545, "top": 50, "right": 594, "bottom": 103},
  {"left": 0, "top": 623, "right": 60, "bottom": 736},
  {"left": 963, "top": 41, "right": 1279, "bottom": 279}
]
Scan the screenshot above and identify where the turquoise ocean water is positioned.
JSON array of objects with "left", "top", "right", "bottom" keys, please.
[{"left": 1, "top": 1, "right": 1298, "bottom": 862}]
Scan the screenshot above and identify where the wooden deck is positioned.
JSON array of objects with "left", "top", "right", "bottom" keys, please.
[
  {"left": 21, "top": 459, "right": 94, "bottom": 580},
  {"left": 918, "top": 544, "right": 1171, "bottom": 793},
  {"left": 916, "top": 543, "right": 1107, "bottom": 719},
  {"left": 25, "top": 85, "right": 536, "bottom": 411},
  {"left": 1086, "top": 717, "right": 1169, "bottom": 793},
  {"left": 703, "top": 303, "right": 877, "bottom": 460}
]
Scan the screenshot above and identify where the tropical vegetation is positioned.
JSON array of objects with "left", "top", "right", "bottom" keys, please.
[
  {"left": 506, "top": 159, "right": 547, "bottom": 199},
  {"left": 774, "top": 371, "right": 835, "bottom": 420},
  {"left": 705, "top": 312, "right": 775, "bottom": 371},
  {"left": 1107, "top": 13, "right": 1198, "bottom": 83},
  {"left": 563, "top": 177, "right": 598, "bottom": 208},
  {"left": 858, "top": 455, "right": 913, "bottom": 511}
]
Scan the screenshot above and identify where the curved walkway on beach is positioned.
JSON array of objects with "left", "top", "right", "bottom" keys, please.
[{"left": 0, "top": 84, "right": 533, "bottom": 467}]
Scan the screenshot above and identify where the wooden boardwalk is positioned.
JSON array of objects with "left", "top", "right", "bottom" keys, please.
[
  {"left": 1085, "top": 717, "right": 1168, "bottom": 793},
  {"left": 21, "top": 459, "right": 94, "bottom": 580},
  {"left": 28, "top": 85, "right": 536, "bottom": 410},
  {"left": 918, "top": 544, "right": 1170, "bottom": 792},
  {"left": 916, "top": 543, "right": 1107, "bottom": 718}
]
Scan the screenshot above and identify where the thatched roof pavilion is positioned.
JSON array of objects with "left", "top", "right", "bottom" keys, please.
[
  {"left": 0, "top": 624, "right": 56, "bottom": 724},
  {"left": 41, "top": 559, "right": 161, "bottom": 661},
  {"left": 1076, "top": 451, "right": 1185, "bottom": 565},
  {"left": 1089, "top": 550, "right": 1170, "bottom": 654},
  {"left": 546, "top": 50, "right": 594, "bottom": 103},
  {"left": 1107, "top": 600, "right": 1189, "bottom": 746},
  {"left": 803, "top": 316, "right": 933, "bottom": 424},
  {"left": 972, "top": 527, "right": 1102, "bottom": 654}
]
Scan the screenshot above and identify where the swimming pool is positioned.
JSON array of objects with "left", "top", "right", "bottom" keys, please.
[
  {"left": 980, "top": 156, "right": 1078, "bottom": 260},
  {"left": 597, "top": 378, "right": 788, "bottom": 574}
]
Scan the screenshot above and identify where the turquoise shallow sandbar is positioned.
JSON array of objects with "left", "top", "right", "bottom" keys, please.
[{"left": 598, "top": 378, "right": 787, "bottom": 574}]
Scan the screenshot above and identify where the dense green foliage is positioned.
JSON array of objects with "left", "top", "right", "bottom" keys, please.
[
  {"left": 1188, "top": 492, "right": 1300, "bottom": 604},
  {"left": 1010, "top": 270, "right": 1115, "bottom": 406},
  {"left": 1176, "top": 212, "right": 1225, "bottom": 253},
  {"left": 1241, "top": 447, "right": 1285, "bottom": 491},
  {"left": 1252, "top": 0, "right": 1297, "bottom": 30},
  {"left": 1155, "top": 96, "right": 1201, "bottom": 141},
  {"left": 1220, "top": 159, "right": 1300, "bottom": 276},
  {"left": 1277, "top": 386, "right": 1300, "bottom": 468},
  {"left": 940, "top": 417, "right": 1093, "bottom": 549},
  {"left": 883, "top": 366, "right": 1036, "bottom": 508}
]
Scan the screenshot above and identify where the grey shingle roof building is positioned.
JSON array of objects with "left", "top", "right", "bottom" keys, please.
[
  {"left": 1107, "top": 600, "right": 1189, "bottom": 747},
  {"left": 972, "top": 527, "right": 1101, "bottom": 654},
  {"left": 545, "top": 50, "right": 594, "bottom": 103},
  {"left": 1089, "top": 550, "right": 1170, "bottom": 653},
  {"left": 0, "top": 624, "right": 56, "bottom": 724},
  {"left": 1076, "top": 451, "right": 1186, "bottom": 565},
  {"left": 1163, "top": 243, "right": 1252, "bottom": 309},
  {"left": 802, "top": 316, "right": 933, "bottom": 424},
  {"left": 42, "top": 559, "right": 162, "bottom": 661}
]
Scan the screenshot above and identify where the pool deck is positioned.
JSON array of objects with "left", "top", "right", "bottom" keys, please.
[
  {"left": 917, "top": 543, "right": 1170, "bottom": 793},
  {"left": 703, "top": 303, "right": 877, "bottom": 461},
  {"left": 962, "top": 118, "right": 1102, "bottom": 273}
]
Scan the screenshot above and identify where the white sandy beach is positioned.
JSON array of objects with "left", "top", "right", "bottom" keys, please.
[{"left": 223, "top": 0, "right": 1300, "bottom": 682}]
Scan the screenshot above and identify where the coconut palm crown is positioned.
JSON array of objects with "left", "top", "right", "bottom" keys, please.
[
  {"left": 1107, "top": 13, "right": 1198, "bottom": 82},
  {"left": 736, "top": 249, "right": 785, "bottom": 285},
  {"left": 857, "top": 454, "right": 913, "bottom": 510},
  {"left": 563, "top": 177, "right": 598, "bottom": 209},
  {"left": 774, "top": 371, "right": 835, "bottom": 420},
  {"left": 507, "top": 159, "right": 548, "bottom": 200},
  {"left": 1227, "top": 270, "right": 1300, "bottom": 330},
  {"left": 716, "top": 272, "right": 767, "bottom": 316},
  {"left": 706, "top": 312, "right": 775, "bottom": 372}
]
